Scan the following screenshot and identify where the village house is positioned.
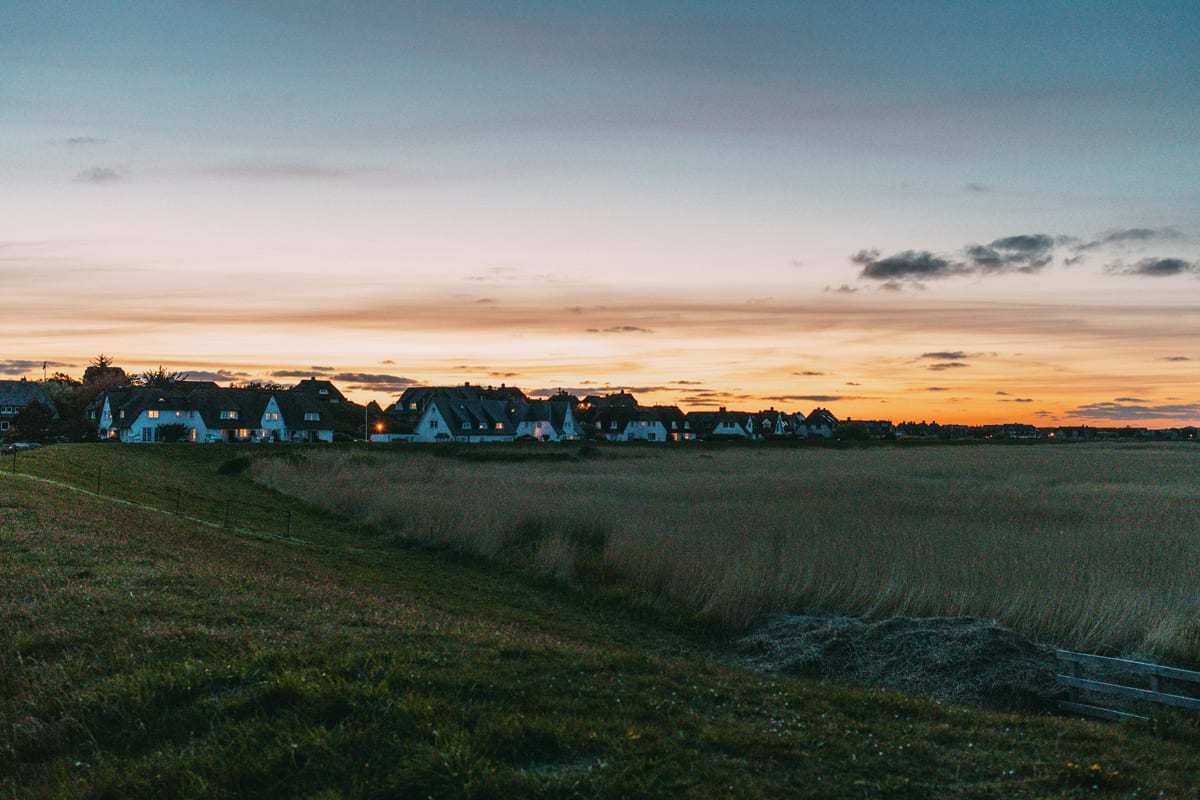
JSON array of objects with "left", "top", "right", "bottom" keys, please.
[
  {"left": 0, "top": 379, "right": 59, "bottom": 436},
  {"left": 88, "top": 384, "right": 334, "bottom": 443}
]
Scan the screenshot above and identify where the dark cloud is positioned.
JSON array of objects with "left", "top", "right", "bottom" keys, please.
[
  {"left": 586, "top": 325, "right": 653, "bottom": 334},
  {"left": 921, "top": 351, "right": 968, "bottom": 361},
  {"left": 852, "top": 249, "right": 962, "bottom": 280},
  {"left": 773, "top": 394, "right": 845, "bottom": 402},
  {"left": 380, "top": 359, "right": 396, "bottom": 364},
  {"left": 1077, "top": 228, "right": 1183, "bottom": 251},
  {"left": 1000, "top": 397, "right": 1034, "bottom": 403},
  {"left": 793, "top": 370, "right": 824, "bottom": 376},
  {"left": 671, "top": 380, "right": 704, "bottom": 385},
  {"left": 927, "top": 387, "right": 950, "bottom": 392},
  {"left": 331, "top": 373, "right": 420, "bottom": 393},
  {"left": 1161, "top": 356, "right": 1191, "bottom": 362},
  {"left": 995, "top": 391, "right": 1010, "bottom": 396},
  {"left": 184, "top": 369, "right": 247, "bottom": 382},
  {"left": 965, "top": 234, "right": 1055, "bottom": 274},
  {"left": 825, "top": 284, "right": 858, "bottom": 293},
  {"left": 1107, "top": 257, "right": 1199, "bottom": 277},
  {"left": 1114, "top": 396, "right": 1148, "bottom": 403},
  {"left": 74, "top": 167, "right": 125, "bottom": 184},
  {"left": 0, "top": 359, "right": 73, "bottom": 376},
  {"left": 1070, "top": 400, "right": 1200, "bottom": 422},
  {"left": 271, "top": 367, "right": 336, "bottom": 378},
  {"left": 928, "top": 362, "right": 969, "bottom": 371}
]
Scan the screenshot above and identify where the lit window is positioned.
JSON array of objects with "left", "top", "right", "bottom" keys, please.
[
  {"left": 221, "top": 410, "right": 239, "bottom": 420},
  {"left": 148, "top": 410, "right": 160, "bottom": 419},
  {"left": 494, "top": 422, "right": 503, "bottom": 430}
]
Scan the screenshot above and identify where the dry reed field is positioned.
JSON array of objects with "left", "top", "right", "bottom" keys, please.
[{"left": 253, "top": 443, "right": 1200, "bottom": 663}]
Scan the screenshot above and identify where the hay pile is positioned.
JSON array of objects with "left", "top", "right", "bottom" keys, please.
[{"left": 736, "top": 614, "right": 1061, "bottom": 710}]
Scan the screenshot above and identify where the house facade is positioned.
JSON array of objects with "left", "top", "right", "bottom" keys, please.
[{"left": 0, "top": 379, "right": 59, "bottom": 436}]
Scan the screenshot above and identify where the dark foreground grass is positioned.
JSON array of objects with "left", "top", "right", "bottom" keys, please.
[{"left": 3, "top": 446, "right": 1199, "bottom": 798}]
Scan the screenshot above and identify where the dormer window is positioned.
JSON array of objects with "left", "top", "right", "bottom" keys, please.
[
  {"left": 221, "top": 410, "right": 238, "bottom": 420},
  {"left": 304, "top": 412, "right": 320, "bottom": 421},
  {"left": 148, "top": 410, "right": 160, "bottom": 419}
]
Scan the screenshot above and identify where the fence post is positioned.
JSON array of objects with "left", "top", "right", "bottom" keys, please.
[
  {"left": 285, "top": 510, "right": 292, "bottom": 538},
  {"left": 223, "top": 499, "right": 231, "bottom": 527},
  {"left": 96, "top": 465, "right": 102, "bottom": 494},
  {"left": 1068, "top": 660, "right": 1080, "bottom": 705}
]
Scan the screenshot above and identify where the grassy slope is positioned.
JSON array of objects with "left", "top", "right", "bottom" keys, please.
[{"left": 2, "top": 445, "right": 1198, "bottom": 798}]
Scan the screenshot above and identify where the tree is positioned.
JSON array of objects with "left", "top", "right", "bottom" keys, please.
[
  {"left": 10, "top": 400, "right": 54, "bottom": 443},
  {"left": 83, "top": 354, "right": 129, "bottom": 389},
  {"left": 136, "top": 366, "right": 188, "bottom": 388},
  {"left": 834, "top": 421, "right": 871, "bottom": 441}
]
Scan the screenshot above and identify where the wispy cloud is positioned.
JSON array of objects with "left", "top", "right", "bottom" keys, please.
[
  {"left": 1106, "top": 257, "right": 1200, "bottom": 277},
  {"left": 586, "top": 325, "right": 653, "bottom": 334},
  {"left": 74, "top": 166, "right": 125, "bottom": 184},
  {"left": 1070, "top": 400, "right": 1200, "bottom": 422},
  {"left": 331, "top": 372, "right": 420, "bottom": 393},
  {"left": 921, "top": 351, "right": 968, "bottom": 361},
  {"left": 0, "top": 359, "right": 73, "bottom": 376}
]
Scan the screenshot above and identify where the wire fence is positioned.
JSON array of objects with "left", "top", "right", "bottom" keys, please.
[{"left": 5, "top": 447, "right": 295, "bottom": 540}]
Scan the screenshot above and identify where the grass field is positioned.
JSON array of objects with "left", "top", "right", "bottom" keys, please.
[
  {"left": 3, "top": 443, "right": 1200, "bottom": 798},
  {"left": 253, "top": 441, "right": 1200, "bottom": 664}
]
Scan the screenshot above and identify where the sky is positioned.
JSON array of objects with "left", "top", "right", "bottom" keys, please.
[{"left": 3, "top": 1, "right": 1199, "bottom": 426}]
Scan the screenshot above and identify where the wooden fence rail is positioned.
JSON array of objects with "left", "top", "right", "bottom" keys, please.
[{"left": 1056, "top": 650, "right": 1200, "bottom": 721}]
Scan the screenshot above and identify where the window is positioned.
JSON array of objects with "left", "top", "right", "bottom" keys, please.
[
  {"left": 264, "top": 412, "right": 280, "bottom": 422},
  {"left": 0, "top": 406, "right": 14, "bottom": 415},
  {"left": 119, "top": 410, "right": 126, "bottom": 419},
  {"left": 462, "top": 421, "right": 471, "bottom": 430},
  {"left": 0, "top": 421, "right": 8, "bottom": 431},
  {"left": 148, "top": 410, "right": 160, "bottom": 419},
  {"left": 304, "top": 412, "right": 320, "bottom": 421},
  {"left": 494, "top": 422, "right": 503, "bottom": 430},
  {"left": 430, "top": 419, "right": 438, "bottom": 429},
  {"left": 221, "top": 410, "right": 238, "bottom": 420}
]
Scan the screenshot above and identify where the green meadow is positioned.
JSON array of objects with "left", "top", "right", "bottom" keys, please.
[{"left": 3, "top": 443, "right": 1199, "bottom": 798}]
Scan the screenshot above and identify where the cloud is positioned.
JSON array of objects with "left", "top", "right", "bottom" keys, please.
[
  {"left": 965, "top": 183, "right": 990, "bottom": 193},
  {"left": 825, "top": 284, "right": 859, "bottom": 293},
  {"left": 1076, "top": 228, "right": 1183, "bottom": 252},
  {"left": 1000, "top": 397, "right": 1034, "bottom": 403},
  {"left": 74, "top": 167, "right": 125, "bottom": 184},
  {"left": 1106, "top": 257, "right": 1199, "bottom": 277},
  {"left": 271, "top": 367, "right": 336, "bottom": 378},
  {"left": 928, "top": 362, "right": 969, "bottom": 371},
  {"left": 184, "top": 369, "right": 248, "bottom": 382},
  {"left": 330, "top": 372, "right": 421, "bottom": 393},
  {"left": 1113, "top": 396, "right": 1148, "bottom": 403},
  {"left": 921, "top": 351, "right": 968, "bottom": 361},
  {"left": 586, "top": 325, "right": 653, "bottom": 334},
  {"left": 1069, "top": 400, "right": 1200, "bottom": 422},
  {"left": 65, "top": 136, "right": 107, "bottom": 145},
  {"left": 964, "top": 234, "right": 1055, "bottom": 273},
  {"left": 1162, "top": 356, "right": 1191, "bottom": 362},
  {"left": 0, "top": 359, "right": 73, "bottom": 376},
  {"left": 852, "top": 249, "right": 962, "bottom": 280},
  {"left": 793, "top": 370, "right": 824, "bottom": 376},
  {"left": 926, "top": 387, "right": 951, "bottom": 392}
]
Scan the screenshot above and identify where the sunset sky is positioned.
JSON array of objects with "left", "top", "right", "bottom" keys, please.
[{"left": 4, "top": 2, "right": 1199, "bottom": 425}]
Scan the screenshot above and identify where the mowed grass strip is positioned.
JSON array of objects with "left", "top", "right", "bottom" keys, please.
[{"left": 2, "top": 449, "right": 1199, "bottom": 798}]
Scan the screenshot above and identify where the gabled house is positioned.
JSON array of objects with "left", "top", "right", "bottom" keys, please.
[
  {"left": 755, "top": 409, "right": 792, "bottom": 439},
  {"left": 412, "top": 394, "right": 517, "bottom": 443},
  {"left": 88, "top": 385, "right": 334, "bottom": 443},
  {"left": 0, "top": 379, "right": 59, "bottom": 435},
  {"left": 687, "top": 408, "right": 755, "bottom": 440},
  {"left": 290, "top": 378, "right": 347, "bottom": 405},
  {"left": 798, "top": 407, "right": 839, "bottom": 439},
  {"left": 513, "top": 400, "right": 581, "bottom": 441}
]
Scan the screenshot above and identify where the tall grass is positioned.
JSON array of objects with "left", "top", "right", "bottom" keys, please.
[{"left": 252, "top": 443, "right": 1200, "bottom": 662}]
